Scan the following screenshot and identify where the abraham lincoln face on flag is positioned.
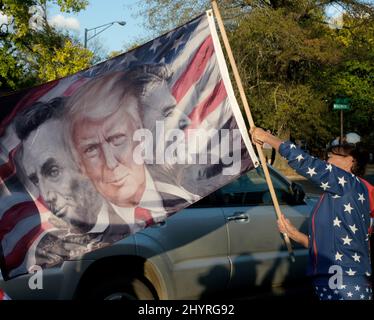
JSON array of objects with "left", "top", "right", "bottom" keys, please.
[
  {"left": 0, "top": 12, "right": 258, "bottom": 280},
  {"left": 13, "top": 98, "right": 103, "bottom": 234}
]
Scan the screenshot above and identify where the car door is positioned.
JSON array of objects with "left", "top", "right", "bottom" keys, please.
[
  {"left": 139, "top": 191, "right": 230, "bottom": 299},
  {"left": 218, "top": 167, "right": 310, "bottom": 290}
]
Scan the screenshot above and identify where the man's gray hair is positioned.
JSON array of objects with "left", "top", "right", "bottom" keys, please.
[{"left": 63, "top": 63, "right": 172, "bottom": 166}]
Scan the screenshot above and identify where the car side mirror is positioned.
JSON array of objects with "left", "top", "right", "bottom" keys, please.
[{"left": 290, "top": 182, "right": 305, "bottom": 204}]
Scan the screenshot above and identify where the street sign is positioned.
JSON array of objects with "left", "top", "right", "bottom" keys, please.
[
  {"left": 333, "top": 104, "right": 350, "bottom": 110},
  {"left": 333, "top": 98, "right": 351, "bottom": 110},
  {"left": 333, "top": 98, "right": 350, "bottom": 144}
]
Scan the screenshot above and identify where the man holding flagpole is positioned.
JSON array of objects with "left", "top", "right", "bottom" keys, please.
[{"left": 251, "top": 127, "right": 373, "bottom": 300}]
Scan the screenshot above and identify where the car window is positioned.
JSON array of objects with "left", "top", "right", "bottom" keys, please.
[
  {"left": 190, "top": 167, "right": 298, "bottom": 208},
  {"left": 188, "top": 190, "right": 222, "bottom": 208}
]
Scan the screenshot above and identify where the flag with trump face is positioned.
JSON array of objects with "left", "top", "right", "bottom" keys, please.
[{"left": 0, "top": 11, "right": 259, "bottom": 280}]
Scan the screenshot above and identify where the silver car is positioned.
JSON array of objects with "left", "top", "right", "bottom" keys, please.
[{"left": 0, "top": 166, "right": 316, "bottom": 300}]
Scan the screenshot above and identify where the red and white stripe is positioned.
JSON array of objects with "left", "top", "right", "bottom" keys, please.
[
  {"left": 0, "top": 194, "right": 54, "bottom": 276},
  {"left": 0, "top": 127, "right": 21, "bottom": 184},
  {"left": 171, "top": 35, "right": 229, "bottom": 131},
  {"left": 0, "top": 288, "right": 11, "bottom": 300},
  {"left": 169, "top": 16, "right": 211, "bottom": 87},
  {"left": 168, "top": 20, "right": 238, "bottom": 160}
]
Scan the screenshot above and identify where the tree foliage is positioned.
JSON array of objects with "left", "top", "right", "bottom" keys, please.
[
  {"left": 137, "top": 0, "right": 210, "bottom": 36},
  {"left": 0, "top": 0, "right": 92, "bottom": 93},
  {"left": 317, "top": 13, "right": 374, "bottom": 146}
]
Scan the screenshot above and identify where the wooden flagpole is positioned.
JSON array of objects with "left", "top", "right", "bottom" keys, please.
[{"left": 211, "top": 0, "right": 295, "bottom": 262}]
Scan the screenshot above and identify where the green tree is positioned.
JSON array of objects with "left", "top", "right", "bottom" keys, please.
[
  {"left": 0, "top": 0, "right": 92, "bottom": 93},
  {"left": 34, "top": 38, "right": 93, "bottom": 81},
  {"left": 317, "top": 13, "right": 374, "bottom": 146},
  {"left": 137, "top": 0, "right": 210, "bottom": 36}
]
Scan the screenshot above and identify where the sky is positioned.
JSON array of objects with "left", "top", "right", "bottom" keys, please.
[{"left": 48, "top": 0, "right": 152, "bottom": 54}]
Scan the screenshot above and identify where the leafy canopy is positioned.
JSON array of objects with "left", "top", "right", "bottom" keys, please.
[{"left": 0, "top": 0, "right": 92, "bottom": 92}]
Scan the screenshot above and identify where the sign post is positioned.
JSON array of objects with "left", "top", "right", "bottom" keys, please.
[{"left": 333, "top": 98, "right": 350, "bottom": 144}]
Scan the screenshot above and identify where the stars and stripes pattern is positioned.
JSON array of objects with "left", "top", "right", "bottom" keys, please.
[
  {"left": 279, "top": 141, "right": 373, "bottom": 284},
  {"left": 0, "top": 12, "right": 257, "bottom": 280},
  {"left": 314, "top": 281, "right": 373, "bottom": 300}
]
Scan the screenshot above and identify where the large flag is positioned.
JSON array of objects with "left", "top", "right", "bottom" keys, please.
[
  {"left": 0, "top": 288, "right": 11, "bottom": 300},
  {"left": 0, "top": 11, "right": 258, "bottom": 280}
]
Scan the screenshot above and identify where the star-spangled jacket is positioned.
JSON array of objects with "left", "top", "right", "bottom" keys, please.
[{"left": 279, "top": 141, "right": 374, "bottom": 277}]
